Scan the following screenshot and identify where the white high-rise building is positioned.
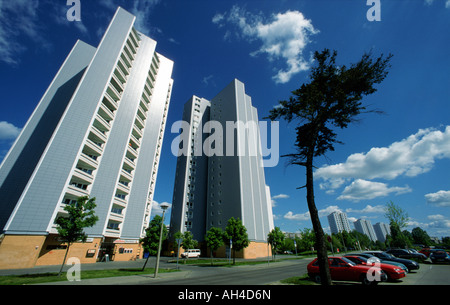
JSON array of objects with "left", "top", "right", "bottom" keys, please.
[
  {"left": 0, "top": 7, "right": 173, "bottom": 269},
  {"left": 373, "top": 222, "right": 391, "bottom": 243},
  {"left": 328, "top": 211, "right": 352, "bottom": 234},
  {"left": 354, "top": 219, "right": 378, "bottom": 242},
  {"left": 170, "top": 79, "right": 274, "bottom": 258}
]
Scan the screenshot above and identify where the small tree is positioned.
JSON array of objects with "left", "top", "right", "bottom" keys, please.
[
  {"left": 140, "top": 215, "right": 167, "bottom": 270},
  {"left": 385, "top": 201, "right": 409, "bottom": 230},
  {"left": 411, "top": 227, "right": 432, "bottom": 247},
  {"left": 223, "top": 217, "right": 250, "bottom": 264},
  {"left": 55, "top": 196, "right": 98, "bottom": 276},
  {"left": 268, "top": 227, "right": 285, "bottom": 260},
  {"left": 181, "top": 231, "right": 198, "bottom": 262},
  {"left": 205, "top": 227, "right": 224, "bottom": 265}
]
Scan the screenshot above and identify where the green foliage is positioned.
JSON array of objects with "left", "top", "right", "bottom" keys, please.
[
  {"left": 385, "top": 201, "right": 409, "bottom": 230},
  {"left": 140, "top": 215, "right": 168, "bottom": 256},
  {"left": 268, "top": 227, "right": 285, "bottom": 258},
  {"left": 411, "top": 227, "right": 432, "bottom": 246},
  {"left": 223, "top": 217, "right": 250, "bottom": 264},
  {"left": 55, "top": 196, "right": 98, "bottom": 275},
  {"left": 205, "top": 227, "right": 225, "bottom": 254},
  {"left": 223, "top": 217, "right": 250, "bottom": 251},
  {"left": 296, "top": 228, "right": 316, "bottom": 252},
  {"left": 181, "top": 231, "right": 198, "bottom": 251},
  {"left": 55, "top": 196, "right": 99, "bottom": 244}
]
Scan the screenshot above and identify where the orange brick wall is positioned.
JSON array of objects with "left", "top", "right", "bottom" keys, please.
[{"left": 0, "top": 235, "right": 46, "bottom": 269}]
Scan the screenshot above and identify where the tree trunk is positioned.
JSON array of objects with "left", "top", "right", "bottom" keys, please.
[
  {"left": 306, "top": 156, "right": 332, "bottom": 285},
  {"left": 58, "top": 243, "right": 71, "bottom": 277}
]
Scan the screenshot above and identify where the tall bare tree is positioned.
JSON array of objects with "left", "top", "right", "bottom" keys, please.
[{"left": 266, "top": 49, "right": 392, "bottom": 285}]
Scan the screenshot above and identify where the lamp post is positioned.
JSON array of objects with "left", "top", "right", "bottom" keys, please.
[{"left": 154, "top": 203, "right": 169, "bottom": 278}]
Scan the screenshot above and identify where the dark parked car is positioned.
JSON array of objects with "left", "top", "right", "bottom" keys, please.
[
  {"left": 307, "top": 256, "right": 387, "bottom": 285},
  {"left": 350, "top": 252, "right": 409, "bottom": 273},
  {"left": 430, "top": 250, "right": 450, "bottom": 264},
  {"left": 364, "top": 251, "right": 420, "bottom": 272},
  {"left": 386, "top": 249, "right": 426, "bottom": 261}
]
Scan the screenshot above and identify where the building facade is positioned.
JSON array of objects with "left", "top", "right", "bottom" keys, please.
[
  {"left": 328, "top": 211, "right": 352, "bottom": 234},
  {"left": 373, "top": 222, "right": 391, "bottom": 243},
  {"left": 170, "top": 79, "right": 274, "bottom": 258},
  {"left": 354, "top": 219, "right": 378, "bottom": 242},
  {"left": 0, "top": 7, "right": 173, "bottom": 269}
]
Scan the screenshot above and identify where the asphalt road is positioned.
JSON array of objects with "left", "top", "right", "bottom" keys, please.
[{"left": 2, "top": 256, "right": 449, "bottom": 286}]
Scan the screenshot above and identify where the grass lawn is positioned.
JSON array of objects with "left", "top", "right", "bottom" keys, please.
[
  {"left": 0, "top": 268, "right": 179, "bottom": 285},
  {"left": 279, "top": 274, "right": 317, "bottom": 285}
]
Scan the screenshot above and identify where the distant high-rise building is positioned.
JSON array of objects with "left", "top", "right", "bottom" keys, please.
[
  {"left": 328, "top": 211, "right": 352, "bottom": 234},
  {"left": 354, "top": 219, "right": 378, "bottom": 242},
  {"left": 373, "top": 222, "right": 391, "bottom": 243},
  {"left": 0, "top": 7, "right": 173, "bottom": 269},
  {"left": 169, "top": 79, "right": 274, "bottom": 258}
]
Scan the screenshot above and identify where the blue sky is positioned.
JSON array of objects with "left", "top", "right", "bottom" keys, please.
[{"left": 1, "top": 0, "right": 449, "bottom": 238}]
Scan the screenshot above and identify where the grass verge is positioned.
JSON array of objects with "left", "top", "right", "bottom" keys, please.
[
  {"left": 0, "top": 268, "right": 179, "bottom": 285},
  {"left": 279, "top": 274, "right": 317, "bottom": 285}
]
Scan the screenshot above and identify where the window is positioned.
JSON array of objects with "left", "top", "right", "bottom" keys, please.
[
  {"left": 115, "top": 193, "right": 126, "bottom": 200},
  {"left": 107, "top": 222, "right": 120, "bottom": 230}
]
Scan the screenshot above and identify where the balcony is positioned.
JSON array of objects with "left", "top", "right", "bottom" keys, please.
[
  {"left": 107, "top": 84, "right": 121, "bottom": 103},
  {"left": 114, "top": 67, "right": 127, "bottom": 85},
  {"left": 118, "top": 57, "right": 130, "bottom": 76},
  {"left": 135, "top": 115, "right": 145, "bottom": 130},
  {"left": 117, "top": 181, "right": 130, "bottom": 194},
  {"left": 73, "top": 168, "right": 94, "bottom": 184},
  {"left": 113, "top": 196, "right": 127, "bottom": 208},
  {"left": 95, "top": 113, "right": 111, "bottom": 131},
  {"left": 90, "top": 127, "right": 107, "bottom": 144},
  {"left": 85, "top": 138, "right": 103, "bottom": 156},
  {"left": 121, "top": 168, "right": 133, "bottom": 181},
  {"left": 66, "top": 184, "right": 89, "bottom": 198},
  {"left": 124, "top": 156, "right": 135, "bottom": 170},
  {"left": 137, "top": 105, "right": 147, "bottom": 121},
  {"left": 132, "top": 124, "right": 143, "bottom": 140},
  {"left": 127, "top": 145, "right": 138, "bottom": 160}
]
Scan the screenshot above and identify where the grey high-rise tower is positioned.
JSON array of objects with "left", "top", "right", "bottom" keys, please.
[
  {"left": 0, "top": 7, "right": 173, "bottom": 269},
  {"left": 170, "top": 79, "right": 274, "bottom": 258}
]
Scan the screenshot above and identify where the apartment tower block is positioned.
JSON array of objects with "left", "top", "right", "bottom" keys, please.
[
  {"left": 0, "top": 7, "right": 173, "bottom": 269},
  {"left": 170, "top": 80, "right": 274, "bottom": 258},
  {"left": 328, "top": 211, "right": 352, "bottom": 234}
]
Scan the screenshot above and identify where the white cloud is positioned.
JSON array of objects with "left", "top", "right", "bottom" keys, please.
[
  {"left": 99, "top": 0, "right": 161, "bottom": 35},
  {"left": 213, "top": 6, "right": 318, "bottom": 83},
  {"left": 272, "top": 194, "right": 289, "bottom": 200},
  {"left": 151, "top": 200, "right": 172, "bottom": 217},
  {"left": 271, "top": 193, "right": 290, "bottom": 207},
  {"left": 284, "top": 211, "right": 309, "bottom": 221},
  {"left": 0, "top": 121, "right": 21, "bottom": 141},
  {"left": 337, "top": 179, "right": 411, "bottom": 202},
  {"left": 425, "top": 190, "right": 450, "bottom": 207},
  {"left": 0, "top": 0, "right": 44, "bottom": 65},
  {"left": 317, "top": 126, "right": 450, "bottom": 183},
  {"left": 284, "top": 205, "right": 341, "bottom": 221},
  {"left": 316, "top": 126, "right": 450, "bottom": 200},
  {"left": 345, "top": 204, "right": 385, "bottom": 214},
  {"left": 424, "top": 0, "right": 450, "bottom": 8}
]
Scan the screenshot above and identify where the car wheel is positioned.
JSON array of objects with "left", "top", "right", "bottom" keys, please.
[
  {"left": 313, "top": 275, "right": 321, "bottom": 284},
  {"left": 361, "top": 275, "right": 378, "bottom": 286}
]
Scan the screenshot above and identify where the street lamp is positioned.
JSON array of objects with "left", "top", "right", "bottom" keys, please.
[{"left": 154, "top": 203, "right": 169, "bottom": 278}]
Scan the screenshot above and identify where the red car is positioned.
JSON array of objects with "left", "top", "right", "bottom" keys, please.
[
  {"left": 307, "top": 256, "right": 387, "bottom": 285},
  {"left": 344, "top": 255, "right": 406, "bottom": 280}
]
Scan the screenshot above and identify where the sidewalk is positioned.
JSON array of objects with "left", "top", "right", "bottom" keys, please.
[
  {"left": 0, "top": 258, "right": 166, "bottom": 276},
  {"left": 0, "top": 255, "right": 279, "bottom": 276}
]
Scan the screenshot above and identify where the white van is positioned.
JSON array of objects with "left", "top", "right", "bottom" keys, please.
[{"left": 181, "top": 249, "right": 201, "bottom": 258}]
